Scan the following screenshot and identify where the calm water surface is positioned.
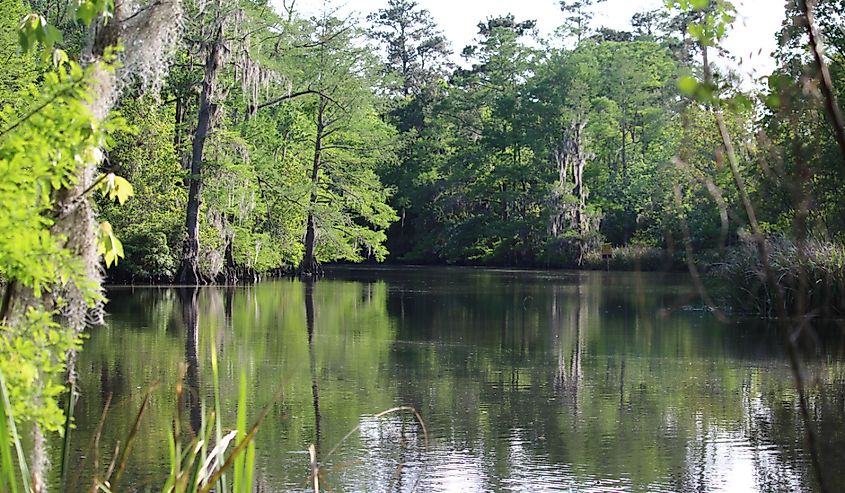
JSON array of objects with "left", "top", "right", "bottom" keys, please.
[{"left": 57, "top": 268, "right": 845, "bottom": 492}]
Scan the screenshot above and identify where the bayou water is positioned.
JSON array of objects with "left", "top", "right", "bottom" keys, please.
[{"left": 58, "top": 267, "right": 845, "bottom": 492}]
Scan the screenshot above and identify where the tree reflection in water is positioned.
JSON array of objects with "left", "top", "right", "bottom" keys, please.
[
  {"left": 304, "top": 280, "right": 322, "bottom": 452},
  {"left": 57, "top": 269, "right": 845, "bottom": 492}
]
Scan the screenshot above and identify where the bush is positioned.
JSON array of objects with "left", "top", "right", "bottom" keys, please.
[{"left": 112, "top": 227, "right": 179, "bottom": 282}]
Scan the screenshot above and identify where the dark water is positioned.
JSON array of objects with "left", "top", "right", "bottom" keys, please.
[{"left": 56, "top": 268, "right": 845, "bottom": 492}]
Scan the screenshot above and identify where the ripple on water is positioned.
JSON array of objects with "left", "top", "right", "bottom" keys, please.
[{"left": 678, "top": 427, "right": 808, "bottom": 493}]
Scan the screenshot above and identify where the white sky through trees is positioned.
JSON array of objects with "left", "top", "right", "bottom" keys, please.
[{"left": 288, "top": 0, "right": 786, "bottom": 83}]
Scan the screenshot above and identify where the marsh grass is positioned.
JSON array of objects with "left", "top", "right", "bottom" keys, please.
[
  {"left": 582, "top": 245, "right": 686, "bottom": 272},
  {"left": 714, "top": 234, "right": 845, "bottom": 317},
  {"left": 0, "top": 356, "right": 271, "bottom": 493},
  {"left": 0, "top": 368, "right": 33, "bottom": 493}
]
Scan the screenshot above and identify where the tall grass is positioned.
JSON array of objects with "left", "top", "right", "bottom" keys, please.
[
  {"left": 0, "top": 357, "right": 270, "bottom": 493},
  {"left": 582, "top": 245, "right": 687, "bottom": 271},
  {"left": 2, "top": 339, "right": 427, "bottom": 493},
  {"left": 714, "top": 234, "right": 845, "bottom": 317},
  {"left": 0, "top": 368, "right": 33, "bottom": 493}
]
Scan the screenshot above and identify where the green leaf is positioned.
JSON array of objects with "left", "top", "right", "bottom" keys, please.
[
  {"left": 98, "top": 173, "right": 134, "bottom": 205},
  {"left": 678, "top": 76, "right": 699, "bottom": 96},
  {"left": 44, "top": 24, "right": 62, "bottom": 47},
  {"left": 727, "top": 93, "right": 753, "bottom": 112},
  {"left": 75, "top": 1, "right": 98, "bottom": 26},
  {"left": 688, "top": 23, "right": 704, "bottom": 42},
  {"left": 111, "top": 175, "right": 134, "bottom": 205},
  {"left": 97, "top": 222, "right": 125, "bottom": 267}
]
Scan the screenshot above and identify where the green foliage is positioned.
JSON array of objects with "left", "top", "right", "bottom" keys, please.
[
  {"left": 97, "top": 173, "right": 135, "bottom": 205},
  {"left": 17, "top": 14, "right": 63, "bottom": 53},
  {"left": 0, "top": 0, "right": 37, "bottom": 108},
  {"left": 99, "top": 98, "right": 184, "bottom": 281},
  {"left": 16, "top": 0, "right": 113, "bottom": 62},
  {"left": 89, "top": 4, "right": 401, "bottom": 281},
  {"left": 582, "top": 245, "right": 684, "bottom": 271},
  {"left": 0, "top": 57, "right": 120, "bottom": 294},
  {"left": 715, "top": 234, "right": 845, "bottom": 317},
  {"left": 0, "top": 366, "right": 32, "bottom": 493},
  {"left": 0, "top": 51, "right": 126, "bottom": 432},
  {"left": 0, "top": 308, "right": 80, "bottom": 433},
  {"left": 380, "top": 24, "right": 687, "bottom": 266},
  {"left": 5, "top": 0, "right": 840, "bottom": 287},
  {"left": 73, "top": 0, "right": 115, "bottom": 27}
]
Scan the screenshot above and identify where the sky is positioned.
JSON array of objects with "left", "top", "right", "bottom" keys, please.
[{"left": 290, "top": 0, "right": 786, "bottom": 82}]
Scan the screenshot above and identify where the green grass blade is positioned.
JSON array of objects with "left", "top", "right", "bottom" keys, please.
[
  {"left": 162, "top": 424, "right": 177, "bottom": 493},
  {"left": 198, "top": 390, "right": 279, "bottom": 493},
  {"left": 242, "top": 441, "right": 255, "bottom": 493},
  {"left": 0, "top": 368, "right": 31, "bottom": 493},
  {"left": 233, "top": 369, "right": 247, "bottom": 493},
  {"left": 209, "top": 335, "right": 227, "bottom": 493},
  {"left": 59, "top": 381, "right": 77, "bottom": 491},
  {"left": 199, "top": 400, "right": 208, "bottom": 482},
  {"left": 185, "top": 436, "right": 207, "bottom": 492},
  {"left": 0, "top": 377, "right": 18, "bottom": 493}
]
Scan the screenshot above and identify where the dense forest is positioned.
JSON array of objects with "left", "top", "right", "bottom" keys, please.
[
  {"left": 1, "top": 0, "right": 845, "bottom": 490},
  {"left": 3, "top": 0, "right": 841, "bottom": 283}
]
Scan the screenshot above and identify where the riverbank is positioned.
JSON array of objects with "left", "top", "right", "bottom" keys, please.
[{"left": 104, "top": 237, "right": 845, "bottom": 320}]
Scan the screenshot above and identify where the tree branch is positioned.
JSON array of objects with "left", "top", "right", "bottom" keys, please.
[
  {"left": 799, "top": 0, "right": 845, "bottom": 164},
  {"left": 254, "top": 89, "right": 336, "bottom": 111}
]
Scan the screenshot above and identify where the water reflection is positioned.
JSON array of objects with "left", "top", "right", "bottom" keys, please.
[
  {"left": 179, "top": 287, "right": 202, "bottom": 435},
  {"left": 305, "top": 281, "right": 323, "bottom": 452},
  {"left": 55, "top": 268, "right": 845, "bottom": 492}
]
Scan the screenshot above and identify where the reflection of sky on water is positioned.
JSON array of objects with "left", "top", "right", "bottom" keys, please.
[
  {"left": 316, "top": 401, "right": 807, "bottom": 492},
  {"left": 684, "top": 426, "right": 805, "bottom": 493}
]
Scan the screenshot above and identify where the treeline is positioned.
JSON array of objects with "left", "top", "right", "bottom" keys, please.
[
  {"left": 8, "top": 0, "right": 844, "bottom": 282},
  {"left": 374, "top": 0, "right": 845, "bottom": 270}
]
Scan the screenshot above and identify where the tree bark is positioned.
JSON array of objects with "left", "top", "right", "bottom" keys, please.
[
  {"left": 567, "top": 120, "right": 588, "bottom": 265},
  {"left": 177, "top": 24, "right": 225, "bottom": 285},
  {"left": 300, "top": 96, "right": 327, "bottom": 277},
  {"left": 8, "top": 0, "right": 184, "bottom": 488},
  {"left": 621, "top": 122, "right": 631, "bottom": 245}
]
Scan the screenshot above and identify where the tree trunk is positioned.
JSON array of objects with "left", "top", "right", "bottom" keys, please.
[
  {"left": 571, "top": 121, "right": 587, "bottom": 266},
  {"left": 300, "top": 96, "right": 326, "bottom": 277},
  {"left": 621, "top": 122, "right": 631, "bottom": 245},
  {"left": 7, "top": 1, "right": 184, "bottom": 488},
  {"left": 221, "top": 228, "right": 237, "bottom": 284},
  {"left": 177, "top": 24, "right": 225, "bottom": 285}
]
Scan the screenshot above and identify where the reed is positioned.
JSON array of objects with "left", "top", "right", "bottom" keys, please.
[
  {"left": 0, "top": 358, "right": 269, "bottom": 492},
  {"left": 0, "top": 368, "right": 32, "bottom": 493},
  {"left": 582, "top": 245, "right": 685, "bottom": 272},
  {"left": 714, "top": 234, "right": 845, "bottom": 317}
]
